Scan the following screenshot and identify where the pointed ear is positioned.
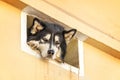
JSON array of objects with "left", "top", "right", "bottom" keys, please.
[
  {"left": 31, "top": 18, "right": 44, "bottom": 34},
  {"left": 64, "top": 29, "right": 77, "bottom": 43}
]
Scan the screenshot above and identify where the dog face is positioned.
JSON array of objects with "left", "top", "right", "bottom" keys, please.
[{"left": 27, "top": 18, "right": 76, "bottom": 62}]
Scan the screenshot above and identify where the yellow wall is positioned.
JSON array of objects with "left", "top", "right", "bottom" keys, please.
[
  {"left": 0, "top": 1, "right": 38, "bottom": 80},
  {"left": 84, "top": 43, "right": 120, "bottom": 80},
  {"left": 1, "top": 1, "right": 120, "bottom": 80}
]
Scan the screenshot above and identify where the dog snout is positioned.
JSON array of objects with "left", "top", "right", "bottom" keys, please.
[{"left": 47, "top": 50, "right": 54, "bottom": 55}]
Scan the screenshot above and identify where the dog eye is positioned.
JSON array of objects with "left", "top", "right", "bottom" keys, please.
[
  {"left": 55, "top": 41, "right": 60, "bottom": 45},
  {"left": 43, "top": 38, "right": 49, "bottom": 42}
]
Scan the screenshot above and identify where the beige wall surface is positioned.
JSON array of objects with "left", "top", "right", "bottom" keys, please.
[
  {"left": 0, "top": 1, "right": 38, "bottom": 80},
  {"left": 1, "top": 1, "right": 120, "bottom": 80},
  {"left": 84, "top": 43, "right": 120, "bottom": 80}
]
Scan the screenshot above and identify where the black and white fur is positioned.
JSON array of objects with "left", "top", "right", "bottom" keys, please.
[{"left": 27, "top": 18, "right": 76, "bottom": 62}]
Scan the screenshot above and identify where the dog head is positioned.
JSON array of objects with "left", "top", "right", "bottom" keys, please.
[{"left": 27, "top": 18, "right": 76, "bottom": 62}]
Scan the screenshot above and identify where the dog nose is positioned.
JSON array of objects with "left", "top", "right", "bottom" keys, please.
[{"left": 48, "top": 50, "right": 54, "bottom": 55}]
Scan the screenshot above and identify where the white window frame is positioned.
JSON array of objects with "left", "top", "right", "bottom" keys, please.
[{"left": 21, "top": 6, "right": 87, "bottom": 76}]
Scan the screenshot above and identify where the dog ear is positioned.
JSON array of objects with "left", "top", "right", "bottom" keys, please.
[
  {"left": 31, "top": 18, "right": 44, "bottom": 34},
  {"left": 64, "top": 29, "right": 77, "bottom": 43}
]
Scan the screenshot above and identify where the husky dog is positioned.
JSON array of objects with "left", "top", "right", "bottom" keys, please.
[{"left": 27, "top": 18, "right": 76, "bottom": 62}]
